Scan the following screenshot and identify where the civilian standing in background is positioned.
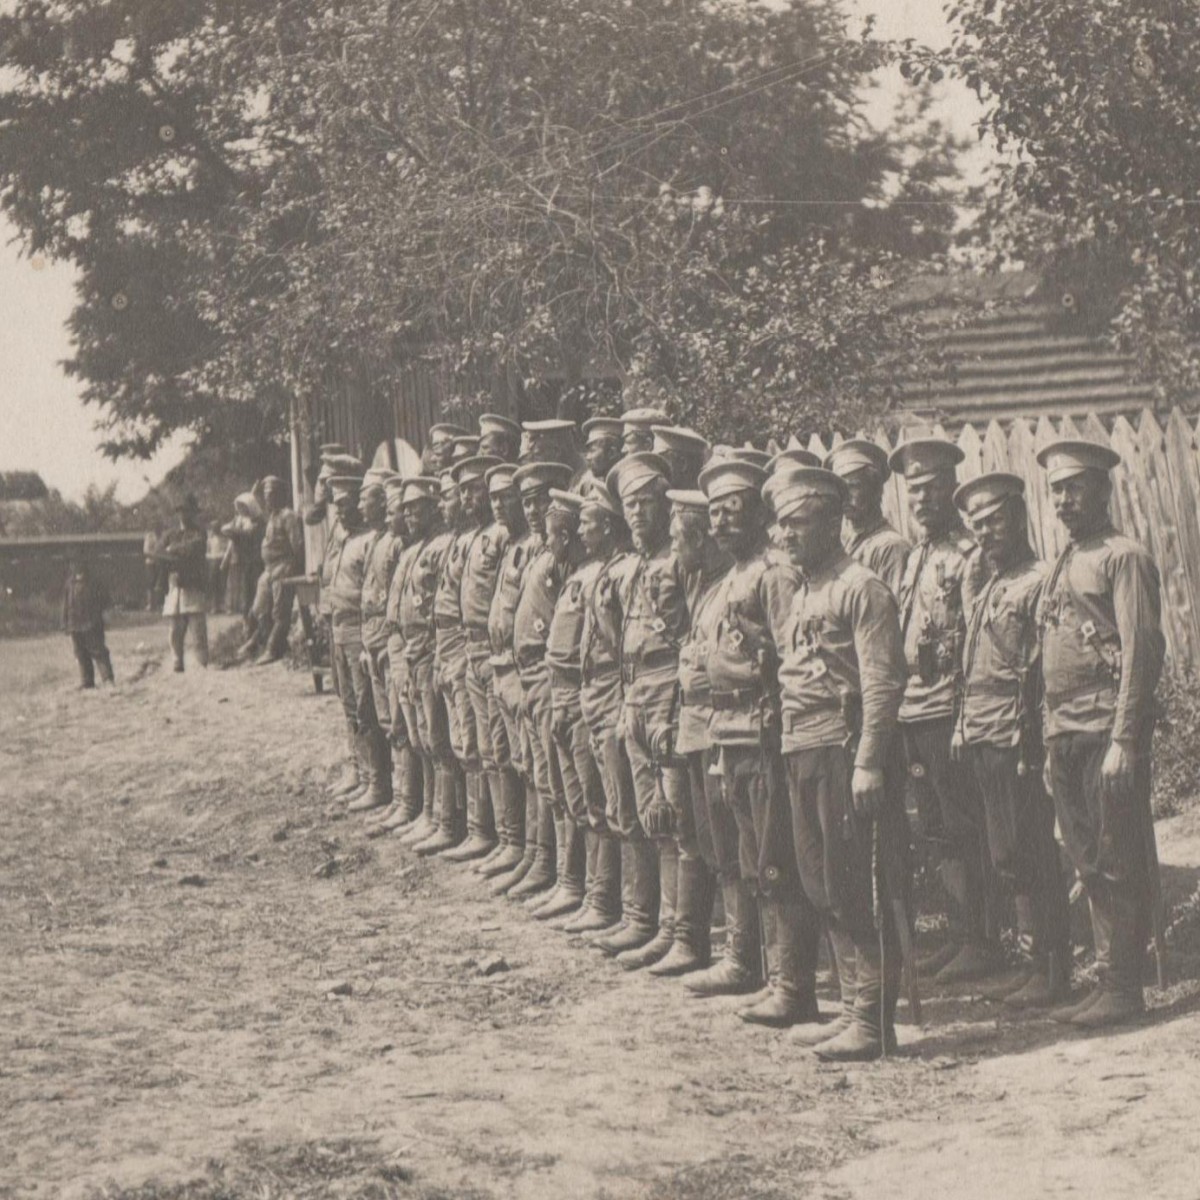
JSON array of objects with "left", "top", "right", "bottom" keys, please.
[
  {"left": 157, "top": 494, "right": 209, "bottom": 672},
  {"left": 62, "top": 558, "right": 115, "bottom": 689},
  {"left": 221, "top": 492, "right": 264, "bottom": 632}
]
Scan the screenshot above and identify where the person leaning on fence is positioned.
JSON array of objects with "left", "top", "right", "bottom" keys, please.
[
  {"left": 1037, "top": 439, "right": 1166, "bottom": 1030},
  {"left": 157, "top": 494, "right": 209, "bottom": 672},
  {"left": 951, "top": 473, "right": 1072, "bottom": 1011},
  {"left": 62, "top": 557, "right": 115, "bottom": 689}
]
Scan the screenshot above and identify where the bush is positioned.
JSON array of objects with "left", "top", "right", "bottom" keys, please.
[{"left": 1152, "top": 668, "right": 1200, "bottom": 819}]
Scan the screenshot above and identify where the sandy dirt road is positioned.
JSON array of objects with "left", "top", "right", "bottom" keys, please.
[{"left": 3, "top": 625, "right": 1200, "bottom": 1200}]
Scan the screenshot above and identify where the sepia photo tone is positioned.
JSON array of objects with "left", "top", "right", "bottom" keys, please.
[{"left": 2, "top": 1, "right": 1199, "bottom": 1197}]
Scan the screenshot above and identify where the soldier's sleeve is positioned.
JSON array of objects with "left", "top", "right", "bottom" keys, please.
[
  {"left": 759, "top": 563, "right": 800, "bottom": 649},
  {"left": 850, "top": 576, "right": 906, "bottom": 771},
  {"left": 875, "top": 537, "right": 909, "bottom": 599},
  {"left": 1110, "top": 545, "right": 1166, "bottom": 744}
]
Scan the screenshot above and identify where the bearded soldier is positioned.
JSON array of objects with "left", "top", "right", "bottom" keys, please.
[
  {"left": 771, "top": 466, "right": 908, "bottom": 1060},
  {"left": 403, "top": 474, "right": 464, "bottom": 855},
  {"left": 506, "top": 461, "right": 576, "bottom": 902},
  {"left": 569, "top": 486, "right": 637, "bottom": 937},
  {"left": 697, "top": 458, "right": 822, "bottom": 1028},
  {"left": 652, "top": 488, "right": 729, "bottom": 978},
  {"left": 1037, "top": 440, "right": 1164, "bottom": 1028},
  {"left": 479, "top": 464, "right": 537, "bottom": 885},
  {"left": 825, "top": 439, "right": 910, "bottom": 599},
  {"left": 948, "top": 473, "right": 1072, "bottom": 1007},
  {"left": 354, "top": 470, "right": 405, "bottom": 819},
  {"left": 447, "top": 454, "right": 506, "bottom": 862},
  {"left": 891, "top": 439, "right": 998, "bottom": 984},
  {"left": 367, "top": 476, "right": 430, "bottom": 837}
]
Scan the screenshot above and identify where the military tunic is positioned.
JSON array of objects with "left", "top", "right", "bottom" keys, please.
[
  {"left": 360, "top": 530, "right": 402, "bottom": 732},
  {"left": 621, "top": 545, "right": 689, "bottom": 839},
  {"left": 461, "top": 520, "right": 510, "bottom": 774},
  {"left": 779, "top": 551, "right": 907, "bottom": 934},
  {"left": 433, "top": 527, "right": 477, "bottom": 763},
  {"left": 328, "top": 528, "right": 380, "bottom": 733},
  {"left": 487, "top": 532, "right": 536, "bottom": 779},
  {"left": 845, "top": 517, "right": 910, "bottom": 600},
  {"left": 960, "top": 554, "right": 1069, "bottom": 960},
  {"left": 704, "top": 552, "right": 800, "bottom": 894},
  {"left": 401, "top": 530, "right": 454, "bottom": 765},
  {"left": 250, "top": 506, "right": 304, "bottom": 656},
  {"left": 1040, "top": 526, "right": 1164, "bottom": 995},
  {"left": 513, "top": 542, "right": 568, "bottom": 815},
  {"left": 386, "top": 537, "right": 423, "bottom": 752}
]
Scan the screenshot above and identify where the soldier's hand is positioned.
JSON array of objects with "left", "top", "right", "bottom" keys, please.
[
  {"left": 649, "top": 726, "right": 674, "bottom": 763},
  {"left": 1100, "top": 739, "right": 1134, "bottom": 802},
  {"left": 949, "top": 729, "right": 964, "bottom": 763},
  {"left": 851, "top": 766, "right": 885, "bottom": 817}
]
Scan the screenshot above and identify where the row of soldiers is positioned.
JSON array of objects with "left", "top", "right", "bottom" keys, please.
[{"left": 307, "top": 407, "right": 1164, "bottom": 1060}]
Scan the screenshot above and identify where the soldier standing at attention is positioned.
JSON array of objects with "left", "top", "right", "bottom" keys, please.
[
  {"left": 825, "top": 439, "right": 911, "bottom": 599},
  {"left": 651, "top": 488, "right": 729, "bottom": 979},
  {"left": 325, "top": 474, "right": 376, "bottom": 804},
  {"left": 578, "top": 417, "right": 624, "bottom": 496},
  {"left": 351, "top": 469, "right": 403, "bottom": 816},
  {"left": 605, "top": 451, "right": 688, "bottom": 970},
  {"left": 367, "top": 476, "right": 428, "bottom": 837},
  {"left": 507, "top": 461, "right": 576, "bottom": 901},
  {"left": 698, "top": 459, "right": 820, "bottom": 1029},
  {"left": 395, "top": 476, "right": 452, "bottom": 849},
  {"left": 533, "top": 490, "right": 592, "bottom": 921},
  {"left": 951, "top": 474, "right": 1072, "bottom": 1008},
  {"left": 405, "top": 473, "right": 465, "bottom": 855},
  {"left": 771, "top": 466, "right": 908, "bottom": 1060},
  {"left": 450, "top": 453, "right": 507, "bottom": 863},
  {"left": 569, "top": 485, "right": 637, "bottom": 936},
  {"left": 1037, "top": 440, "right": 1164, "bottom": 1028},
  {"left": 478, "top": 464, "right": 535, "bottom": 883},
  {"left": 891, "top": 439, "right": 999, "bottom": 985}
]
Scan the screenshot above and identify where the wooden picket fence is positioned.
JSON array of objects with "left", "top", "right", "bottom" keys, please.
[{"left": 800, "top": 407, "right": 1200, "bottom": 676}]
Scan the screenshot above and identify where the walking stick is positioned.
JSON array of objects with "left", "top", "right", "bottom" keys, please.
[{"left": 872, "top": 818, "right": 887, "bottom": 1059}]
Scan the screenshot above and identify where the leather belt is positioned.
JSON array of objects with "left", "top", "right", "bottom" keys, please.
[
  {"left": 965, "top": 679, "right": 1021, "bottom": 697},
  {"left": 465, "top": 626, "right": 490, "bottom": 644},
  {"left": 783, "top": 699, "right": 842, "bottom": 730},
  {"left": 621, "top": 648, "right": 678, "bottom": 684},
  {"left": 551, "top": 665, "right": 581, "bottom": 687},
  {"left": 680, "top": 688, "right": 710, "bottom": 707},
  {"left": 1046, "top": 679, "right": 1115, "bottom": 709},
  {"left": 434, "top": 615, "right": 459, "bottom": 629},
  {"left": 711, "top": 685, "right": 766, "bottom": 712},
  {"left": 515, "top": 645, "right": 546, "bottom": 670}
]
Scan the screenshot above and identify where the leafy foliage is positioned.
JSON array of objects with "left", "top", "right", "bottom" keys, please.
[
  {"left": 0, "top": 0, "right": 960, "bottom": 455},
  {"left": 912, "top": 0, "right": 1200, "bottom": 402},
  {"left": 1152, "top": 669, "right": 1200, "bottom": 820}
]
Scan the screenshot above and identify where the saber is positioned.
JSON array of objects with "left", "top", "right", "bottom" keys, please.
[{"left": 872, "top": 819, "right": 887, "bottom": 1058}]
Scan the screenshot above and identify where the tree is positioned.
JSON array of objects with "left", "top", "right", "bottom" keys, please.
[
  {"left": 909, "top": 0, "right": 1200, "bottom": 401},
  {"left": 0, "top": 0, "right": 960, "bottom": 455}
]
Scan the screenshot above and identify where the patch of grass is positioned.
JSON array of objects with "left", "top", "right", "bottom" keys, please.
[
  {"left": 1153, "top": 669, "right": 1200, "bottom": 819},
  {"left": 83, "top": 1138, "right": 489, "bottom": 1200}
]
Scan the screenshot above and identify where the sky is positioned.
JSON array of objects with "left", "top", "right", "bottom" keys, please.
[{"left": 0, "top": 0, "right": 990, "bottom": 504}]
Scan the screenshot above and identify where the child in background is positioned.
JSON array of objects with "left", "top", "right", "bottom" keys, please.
[{"left": 63, "top": 559, "right": 115, "bottom": 689}]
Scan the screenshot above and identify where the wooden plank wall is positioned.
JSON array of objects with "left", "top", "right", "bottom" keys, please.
[{"left": 831, "top": 407, "right": 1200, "bottom": 675}]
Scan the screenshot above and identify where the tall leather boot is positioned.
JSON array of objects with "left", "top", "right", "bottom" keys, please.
[
  {"left": 650, "top": 851, "right": 715, "bottom": 977},
  {"left": 329, "top": 730, "right": 362, "bottom": 798},
  {"left": 685, "top": 877, "right": 764, "bottom": 997},
  {"left": 1071, "top": 884, "right": 1145, "bottom": 1029},
  {"left": 444, "top": 771, "right": 498, "bottom": 861},
  {"left": 527, "top": 813, "right": 568, "bottom": 910},
  {"left": 739, "top": 898, "right": 822, "bottom": 1028},
  {"left": 593, "top": 840, "right": 659, "bottom": 956},
  {"left": 407, "top": 767, "right": 447, "bottom": 849},
  {"left": 617, "top": 841, "right": 678, "bottom": 970},
  {"left": 815, "top": 931, "right": 898, "bottom": 1062},
  {"left": 474, "top": 769, "right": 509, "bottom": 873},
  {"left": 398, "top": 757, "right": 438, "bottom": 845},
  {"left": 349, "top": 729, "right": 392, "bottom": 813},
  {"left": 416, "top": 768, "right": 464, "bottom": 855},
  {"left": 480, "top": 770, "right": 526, "bottom": 878},
  {"left": 793, "top": 926, "right": 857, "bottom": 1045},
  {"left": 509, "top": 793, "right": 558, "bottom": 900},
  {"left": 934, "top": 857, "right": 1002, "bottom": 984},
  {"left": 378, "top": 746, "right": 422, "bottom": 833},
  {"left": 492, "top": 778, "right": 540, "bottom": 894},
  {"left": 565, "top": 833, "right": 622, "bottom": 933},
  {"left": 535, "top": 820, "right": 587, "bottom": 920}
]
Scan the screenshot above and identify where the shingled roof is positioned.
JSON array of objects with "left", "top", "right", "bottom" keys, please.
[{"left": 895, "top": 270, "right": 1158, "bottom": 426}]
